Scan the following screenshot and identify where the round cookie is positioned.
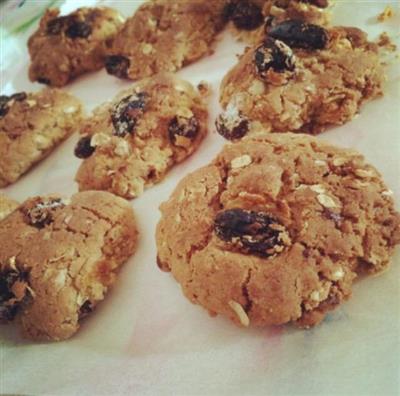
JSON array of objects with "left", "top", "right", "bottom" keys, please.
[
  {"left": 105, "top": 0, "right": 226, "bottom": 80},
  {"left": 218, "top": 21, "right": 384, "bottom": 137},
  {"left": 156, "top": 133, "right": 400, "bottom": 328},
  {"left": 0, "top": 191, "right": 138, "bottom": 341},
  {"left": 75, "top": 73, "right": 209, "bottom": 199},
  {"left": 28, "top": 7, "right": 124, "bottom": 86}
]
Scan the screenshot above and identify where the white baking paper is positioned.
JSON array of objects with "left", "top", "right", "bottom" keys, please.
[{"left": 0, "top": 1, "right": 399, "bottom": 395}]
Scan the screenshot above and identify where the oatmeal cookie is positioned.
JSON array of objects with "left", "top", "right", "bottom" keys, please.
[
  {"left": 105, "top": 0, "right": 226, "bottom": 80},
  {"left": 0, "top": 195, "right": 19, "bottom": 222},
  {"left": 75, "top": 73, "right": 208, "bottom": 199},
  {"left": 156, "top": 133, "right": 400, "bottom": 328},
  {"left": 28, "top": 7, "right": 124, "bottom": 87},
  {"left": 218, "top": 21, "right": 384, "bottom": 137},
  {"left": 0, "top": 89, "right": 82, "bottom": 187},
  {"left": 0, "top": 191, "right": 138, "bottom": 341}
]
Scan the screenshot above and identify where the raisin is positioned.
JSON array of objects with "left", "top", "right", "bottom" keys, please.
[
  {"left": 215, "top": 208, "right": 289, "bottom": 257},
  {"left": 268, "top": 20, "right": 328, "bottom": 50},
  {"left": 46, "top": 16, "right": 68, "bottom": 35},
  {"left": 300, "top": 0, "right": 329, "bottom": 8},
  {"left": 79, "top": 300, "right": 93, "bottom": 318},
  {"left": 105, "top": 55, "right": 130, "bottom": 79},
  {"left": 221, "top": 1, "right": 236, "bottom": 22},
  {"left": 37, "top": 77, "right": 51, "bottom": 85},
  {"left": 65, "top": 20, "right": 92, "bottom": 39},
  {"left": 10, "top": 92, "right": 27, "bottom": 102},
  {"left": 111, "top": 92, "right": 147, "bottom": 137},
  {"left": 231, "top": 0, "right": 264, "bottom": 31},
  {"left": 0, "top": 95, "right": 10, "bottom": 104},
  {"left": 22, "top": 198, "right": 66, "bottom": 229},
  {"left": 0, "top": 96, "right": 10, "bottom": 118},
  {"left": 254, "top": 38, "right": 295, "bottom": 77},
  {"left": 0, "top": 269, "right": 29, "bottom": 322},
  {"left": 168, "top": 116, "right": 199, "bottom": 144},
  {"left": 215, "top": 106, "right": 249, "bottom": 140},
  {"left": 0, "top": 93, "right": 27, "bottom": 118},
  {"left": 74, "top": 136, "right": 95, "bottom": 159}
]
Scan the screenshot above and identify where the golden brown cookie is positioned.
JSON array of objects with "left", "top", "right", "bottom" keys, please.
[
  {"left": 28, "top": 7, "right": 124, "bottom": 86},
  {"left": 218, "top": 21, "right": 384, "bottom": 137},
  {"left": 0, "top": 195, "right": 19, "bottom": 222},
  {"left": 0, "top": 89, "right": 82, "bottom": 187},
  {"left": 156, "top": 133, "right": 400, "bottom": 328},
  {"left": 75, "top": 73, "right": 208, "bottom": 199},
  {"left": 105, "top": 0, "right": 226, "bottom": 80},
  {"left": 0, "top": 191, "right": 138, "bottom": 341}
]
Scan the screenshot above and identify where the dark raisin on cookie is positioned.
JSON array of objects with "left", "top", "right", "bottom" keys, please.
[
  {"left": 168, "top": 116, "right": 199, "bottom": 144},
  {"left": 268, "top": 20, "right": 328, "bottom": 50},
  {"left": 79, "top": 300, "right": 93, "bottom": 318},
  {"left": 0, "top": 96, "right": 10, "bottom": 118},
  {"left": 0, "top": 269, "right": 29, "bottom": 322},
  {"left": 37, "top": 77, "right": 51, "bottom": 85},
  {"left": 215, "top": 208, "right": 290, "bottom": 257},
  {"left": 22, "top": 198, "right": 66, "bottom": 229},
  {"left": 10, "top": 92, "right": 27, "bottom": 102},
  {"left": 46, "top": 16, "right": 68, "bottom": 35},
  {"left": 254, "top": 38, "right": 296, "bottom": 77},
  {"left": 222, "top": 0, "right": 236, "bottom": 22},
  {"left": 300, "top": 0, "right": 329, "bottom": 8},
  {"left": 0, "top": 93, "right": 27, "bottom": 118},
  {"left": 105, "top": 55, "right": 130, "bottom": 79},
  {"left": 230, "top": 0, "right": 264, "bottom": 30},
  {"left": 74, "top": 136, "right": 95, "bottom": 159},
  {"left": 111, "top": 92, "right": 147, "bottom": 137},
  {"left": 215, "top": 108, "right": 249, "bottom": 140},
  {"left": 65, "top": 20, "right": 92, "bottom": 39}
]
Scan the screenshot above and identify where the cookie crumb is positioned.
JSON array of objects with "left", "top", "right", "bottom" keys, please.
[
  {"left": 229, "top": 300, "right": 250, "bottom": 327},
  {"left": 377, "top": 6, "right": 394, "bottom": 22},
  {"left": 197, "top": 81, "right": 211, "bottom": 97},
  {"left": 377, "top": 32, "right": 397, "bottom": 52}
]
